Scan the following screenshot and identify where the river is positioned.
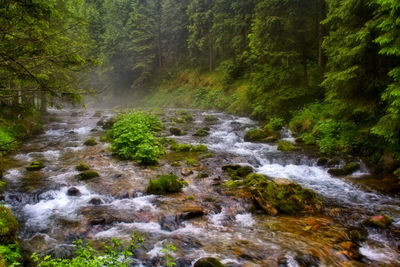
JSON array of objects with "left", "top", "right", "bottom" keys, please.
[{"left": 1, "top": 108, "right": 400, "bottom": 266}]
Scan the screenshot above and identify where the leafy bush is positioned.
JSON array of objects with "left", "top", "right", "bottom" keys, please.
[
  {"left": 289, "top": 103, "right": 330, "bottom": 134},
  {"left": 0, "top": 244, "right": 21, "bottom": 266},
  {"left": 109, "top": 111, "right": 164, "bottom": 165},
  {"left": 0, "top": 127, "right": 17, "bottom": 152},
  {"left": 268, "top": 117, "right": 284, "bottom": 131},
  {"left": 32, "top": 234, "right": 144, "bottom": 267},
  {"left": 146, "top": 175, "right": 183, "bottom": 195}
]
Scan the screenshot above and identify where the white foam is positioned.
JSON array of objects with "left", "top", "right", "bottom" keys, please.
[
  {"left": 110, "top": 196, "right": 156, "bottom": 212},
  {"left": 73, "top": 127, "right": 92, "bottom": 135},
  {"left": 235, "top": 213, "right": 255, "bottom": 227},
  {"left": 360, "top": 243, "right": 400, "bottom": 264},
  {"left": 14, "top": 153, "right": 33, "bottom": 162},
  {"left": 45, "top": 129, "right": 64, "bottom": 137},
  {"left": 4, "top": 169, "right": 22, "bottom": 181},
  {"left": 41, "top": 150, "right": 61, "bottom": 160}
]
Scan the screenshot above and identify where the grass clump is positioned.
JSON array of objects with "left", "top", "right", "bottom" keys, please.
[
  {"left": 26, "top": 160, "right": 45, "bottom": 171},
  {"left": 76, "top": 163, "right": 90, "bottom": 171},
  {"left": 204, "top": 115, "right": 218, "bottom": 123},
  {"left": 77, "top": 170, "right": 100, "bottom": 180},
  {"left": 185, "top": 158, "right": 198, "bottom": 166},
  {"left": 170, "top": 142, "right": 208, "bottom": 152},
  {"left": 146, "top": 175, "right": 183, "bottom": 195},
  {"left": 109, "top": 111, "right": 164, "bottom": 165},
  {"left": 0, "top": 127, "right": 17, "bottom": 152}
]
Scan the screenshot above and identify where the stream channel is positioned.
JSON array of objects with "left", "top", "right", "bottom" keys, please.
[{"left": 1, "top": 108, "right": 400, "bottom": 266}]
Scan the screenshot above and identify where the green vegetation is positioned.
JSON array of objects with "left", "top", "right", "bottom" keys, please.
[
  {"left": 194, "top": 257, "right": 226, "bottom": 267},
  {"left": 32, "top": 234, "right": 144, "bottom": 267},
  {"left": 26, "top": 161, "right": 45, "bottom": 171},
  {"left": 244, "top": 129, "right": 269, "bottom": 142},
  {"left": 185, "top": 158, "right": 198, "bottom": 166},
  {"left": 109, "top": 111, "right": 164, "bottom": 165},
  {"left": 146, "top": 175, "right": 184, "bottom": 195},
  {"left": 76, "top": 163, "right": 90, "bottom": 172},
  {"left": 222, "top": 165, "right": 253, "bottom": 180},
  {"left": 77, "top": 171, "right": 100, "bottom": 180},
  {"left": 0, "top": 205, "right": 21, "bottom": 266},
  {"left": 160, "top": 244, "right": 177, "bottom": 267}
]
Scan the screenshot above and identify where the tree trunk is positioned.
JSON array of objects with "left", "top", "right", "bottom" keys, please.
[
  {"left": 40, "top": 92, "right": 47, "bottom": 114},
  {"left": 318, "top": 0, "right": 326, "bottom": 68}
]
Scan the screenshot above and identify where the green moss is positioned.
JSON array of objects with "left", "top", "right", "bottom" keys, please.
[
  {"left": 0, "top": 206, "right": 18, "bottom": 245},
  {"left": 277, "top": 140, "right": 295, "bottom": 152},
  {"left": 222, "top": 165, "right": 253, "bottom": 180},
  {"left": 203, "top": 153, "right": 213, "bottom": 158},
  {"left": 194, "top": 257, "right": 225, "bottom": 267},
  {"left": 362, "top": 215, "right": 393, "bottom": 228},
  {"left": 197, "top": 173, "right": 209, "bottom": 178},
  {"left": 99, "top": 136, "right": 109, "bottom": 142},
  {"left": 244, "top": 129, "right": 269, "bottom": 142},
  {"left": 343, "top": 162, "right": 360, "bottom": 174},
  {"left": 192, "top": 144, "right": 208, "bottom": 152},
  {"left": 146, "top": 175, "right": 183, "bottom": 195},
  {"left": 84, "top": 138, "right": 97, "bottom": 146},
  {"left": 194, "top": 128, "right": 209, "bottom": 137},
  {"left": 77, "top": 170, "right": 99, "bottom": 180},
  {"left": 169, "top": 127, "right": 184, "bottom": 136},
  {"left": 76, "top": 163, "right": 90, "bottom": 172},
  {"left": 186, "top": 195, "right": 195, "bottom": 201},
  {"left": 185, "top": 158, "right": 198, "bottom": 166},
  {"left": 93, "top": 111, "right": 102, "bottom": 117},
  {"left": 170, "top": 161, "right": 181, "bottom": 167},
  {"left": 235, "top": 173, "right": 321, "bottom": 215},
  {"left": 26, "top": 161, "right": 45, "bottom": 171},
  {"left": 204, "top": 197, "right": 216, "bottom": 202},
  {"left": 170, "top": 142, "right": 208, "bottom": 153}
]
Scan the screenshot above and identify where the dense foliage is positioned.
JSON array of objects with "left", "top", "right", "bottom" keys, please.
[{"left": 109, "top": 111, "right": 164, "bottom": 165}]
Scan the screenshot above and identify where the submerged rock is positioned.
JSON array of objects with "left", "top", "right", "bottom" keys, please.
[
  {"left": 194, "top": 128, "right": 209, "bottom": 137},
  {"left": 295, "top": 254, "right": 320, "bottom": 267},
  {"left": 159, "top": 215, "right": 182, "bottom": 231},
  {"left": 317, "top": 157, "right": 328, "bottom": 166},
  {"left": 88, "top": 198, "right": 103, "bottom": 205},
  {"left": 328, "top": 162, "right": 360, "bottom": 176},
  {"left": 181, "top": 168, "right": 193, "bottom": 176},
  {"left": 75, "top": 163, "right": 90, "bottom": 171},
  {"left": 362, "top": 215, "right": 392, "bottom": 228},
  {"left": 194, "top": 257, "right": 225, "bottom": 267}
]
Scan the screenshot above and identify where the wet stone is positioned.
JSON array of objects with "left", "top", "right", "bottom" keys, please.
[
  {"left": 159, "top": 215, "right": 182, "bottom": 231},
  {"left": 295, "top": 254, "right": 319, "bottom": 267},
  {"left": 194, "top": 257, "right": 226, "bottom": 267},
  {"left": 67, "top": 187, "right": 81, "bottom": 197},
  {"left": 181, "top": 168, "right": 193, "bottom": 176},
  {"left": 88, "top": 198, "right": 103, "bottom": 205}
]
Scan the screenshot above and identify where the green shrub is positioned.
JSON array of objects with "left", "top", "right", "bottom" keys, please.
[
  {"left": 268, "top": 117, "right": 284, "bottom": 131},
  {"left": 32, "top": 234, "right": 144, "bottom": 267},
  {"left": 289, "top": 103, "right": 330, "bottom": 134},
  {"left": 0, "top": 127, "right": 17, "bottom": 152},
  {"left": 0, "top": 244, "right": 21, "bottom": 266},
  {"left": 109, "top": 111, "right": 164, "bottom": 165},
  {"left": 146, "top": 175, "right": 183, "bottom": 195},
  {"left": 0, "top": 206, "right": 19, "bottom": 244}
]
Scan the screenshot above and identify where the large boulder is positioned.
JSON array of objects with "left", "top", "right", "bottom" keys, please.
[
  {"left": 244, "top": 174, "right": 322, "bottom": 215},
  {"left": 146, "top": 175, "right": 183, "bottom": 195},
  {"left": 222, "top": 165, "right": 253, "bottom": 180}
]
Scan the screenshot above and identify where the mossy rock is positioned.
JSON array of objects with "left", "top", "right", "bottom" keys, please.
[
  {"left": 317, "top": 157, "right": 328, "bottom": 166},
  {"left": 76, "top": 163, "right": 90, "bottom": 172},
  {"left": 362, "top": 215, "right": 392, "bottom": 229},
  {"left": 244, "top": 129, "right": 269, "bottom": 142},
  {"left": 191, "top": 144, "right": 208, "bottom": 152},
  {"left": 222, "top": 164, "right": 253, "bottom": 180},
  {"left": 77, "top": 170, "right": 100, "bottom": 180},
  {"left": 343, "top": 162, "right": 360, "bottom": 174},
  {"left": 277, "top": 140, "right": 295, "bottom": 152},
  {"left": 328, "top": 168, "right": 347, "bottom": 176},
  {"left": 102, "top": 117, "right": 115, "bottom": 130},
  {"left": 169, "top": 127, "right": 184, "bottom": 136},
  {"left": 146, "top": 175, "right": 183, "bottom": 195},
  {"left": 197, "top": 173, "right": 209, "bottom": 178},
  {"left": 204, "top": 115, "right": 218, "bottom": 124},
  {"left": 0, "top": 206, "right": 18, "bottom": 244},
  {"left": 185, "top": 158, "right": 199, "bottom": 166},
  {"left": 328, "top": 157, "right": 340, "bottom": 167},
  {"left": 194, "top": 128, "right": 209, "bottom": 137},
  {"left": 93, "top": 111, "right": 102, "bottom": 117},
  {"left": 194, "top": 257, "right": 225, "bottom": 267},
  {"left": 84, "top": 138, "right": 97, "bottom": 146},
  {"left": 243, "top": 173, "right": 321, "bottom": 215},
  {"left": 26, "top": 161, "right": 45, "bottom": 171},
  {"left": 170, "top": 143, "right": 192, "bottom": 152}
]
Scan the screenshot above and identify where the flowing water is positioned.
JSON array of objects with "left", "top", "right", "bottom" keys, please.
[{"left": 1, "top": 108, "right": 400, "bottom": 266}]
